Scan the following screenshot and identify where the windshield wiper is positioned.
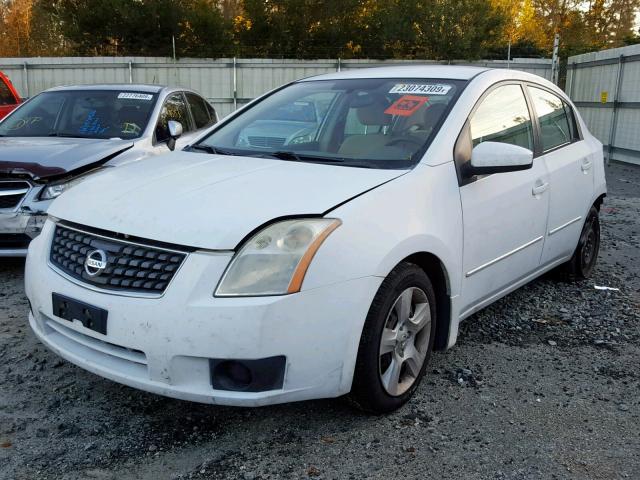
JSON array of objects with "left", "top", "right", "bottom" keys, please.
[
  {"left": 48, "top": 132, "right": 86, "bottom": 138},
  {"left": 187, "top": 144, "right": 240, "bottom": 156},
  {"left": 267, "top": 151, "right": 345, "bottom": 164}
]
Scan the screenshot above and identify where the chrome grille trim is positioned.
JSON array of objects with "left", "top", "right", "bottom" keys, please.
[
  {"left": 48, "top": 222, "right": 189, "bottom": 298},
  {"left": 0, "top": 180, "right": 31, "bottom": 210}
]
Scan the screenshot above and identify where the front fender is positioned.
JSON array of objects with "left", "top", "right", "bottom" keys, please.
[{"left": 303, "top": 161, "right": 463, "bottom": 302}]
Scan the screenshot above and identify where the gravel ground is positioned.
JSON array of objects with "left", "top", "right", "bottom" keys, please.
[{"left": 1, "top": 161, "right": 639, "bottom": 480}]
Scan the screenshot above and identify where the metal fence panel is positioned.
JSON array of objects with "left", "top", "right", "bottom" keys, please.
[
  {"left": 568, "top": 44, "right": 640, "bottom": 165},
  {"left": 0, "top": 56, "right": 551, "bottom": 119}
]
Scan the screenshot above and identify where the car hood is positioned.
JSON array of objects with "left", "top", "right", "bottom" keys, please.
[
  {"left": 49, "top": 152, "right": 406, "bottom": 250},
  {"left": 0, "top": 137, "right": 134, "bottom": 180}
]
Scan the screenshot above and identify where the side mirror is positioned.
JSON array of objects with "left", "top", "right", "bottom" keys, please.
[
  {"left": 166, "top": 120, "right": 183, "bottom": 151},
  {"left": 467, "top": 141, "right": 533, "bottom": 176}
]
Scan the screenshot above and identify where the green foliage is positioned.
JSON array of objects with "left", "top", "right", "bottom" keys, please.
[
  {"left": 623, "top": 31, "right": 640, "bottom": 45},
  {"left": 235, "top": 0, "right": 505, "bottom": 59},
  {"left": 45, "top": 0, "right": 234, "bottom": 56}
]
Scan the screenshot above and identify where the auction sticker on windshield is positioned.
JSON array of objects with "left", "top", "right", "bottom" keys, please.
[
  {"left": 389, "top": 84, "right": 452, "bottom": 95},
  {"left": 384, "top": 95, "right": 429, "bottom": 117},
  {"left": 117, "top": 92, "right": 153, "bottom": 101}
]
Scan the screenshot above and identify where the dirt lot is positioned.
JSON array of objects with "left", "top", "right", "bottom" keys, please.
[{"left": 1, "top": 162, "right": 639, "bottom": 480}]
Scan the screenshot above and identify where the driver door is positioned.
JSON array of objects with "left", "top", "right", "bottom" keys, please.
[{"left": 459, "top": 83, "right": 550, "bottom": 316}]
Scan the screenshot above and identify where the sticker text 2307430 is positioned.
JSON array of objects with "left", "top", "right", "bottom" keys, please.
[{"left": 389, "top": 84, "right": 452, "bottom": 95}]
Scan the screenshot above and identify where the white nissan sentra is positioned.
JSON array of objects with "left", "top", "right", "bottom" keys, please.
[{"left": 25, "top": 66, "right": 606, "bottom": 413}]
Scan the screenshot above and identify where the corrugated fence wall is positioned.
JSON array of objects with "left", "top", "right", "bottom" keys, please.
[
  {"left": 0, "top": 57, "right": 552, "bottom": 118},
  {"left": 567, "top": 44, "right": 640, "bottom": 166}
]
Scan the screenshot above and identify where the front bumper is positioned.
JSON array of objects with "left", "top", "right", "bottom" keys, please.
[
  {"left": 25, "top": 222, "right": 381, "bottom": 406},
  {"left": 0, "top": 209, "right": 47, "bottom": 256},
  {"left": 0, "top": 182, "right": 49, "bottom": 256}
]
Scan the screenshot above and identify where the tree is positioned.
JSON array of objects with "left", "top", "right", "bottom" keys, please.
[
  {"left": 235, "top": 0, "right": 363, "bottom": 58},
  {"left": 1, "top": 0, "right": 35, "bottom": 56},
  {"left": 44, "top": 0, "right": 233, "bottom": 56}
]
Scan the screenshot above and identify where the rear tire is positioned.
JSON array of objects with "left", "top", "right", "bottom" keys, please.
[
  {"left": 555, "top": 206, "right": 600, "bottom": 281},
  {"left": 349, "top": 262, "right": 436, "bottom": 414}
]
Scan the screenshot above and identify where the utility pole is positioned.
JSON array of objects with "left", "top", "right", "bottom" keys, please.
[
  {"left": 172, "top": 36, "right": 177, "bottom": 85},
  {"left": 551, "top": 33, "right": 560, "bottom": 85}
]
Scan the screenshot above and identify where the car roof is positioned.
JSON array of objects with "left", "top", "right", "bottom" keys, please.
[
  {"left": 45, "top": 84, "right": 167, "bottom": 93},
  {"left": 300, "top": 65, "right": 489, "bottom": 82},
  {"left": 299, "top": 66, "right": 561, "bottom": 96}
]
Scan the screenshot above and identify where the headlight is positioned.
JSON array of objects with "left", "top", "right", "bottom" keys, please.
[
  {"left": 215, "top": 218, "right": 341, "bottom": 297},
  {"left": 39, "top": 169, "right": 101, "bottom": 201},
  {"left": 39, "top": 183, "right": 67, "bottom": 200},
  {"left": 290, "top": 134, "right": 313, "bottom": 144}
]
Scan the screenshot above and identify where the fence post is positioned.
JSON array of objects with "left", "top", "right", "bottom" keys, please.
[
  {"left": 551, "top": 33, "right": 560, "bottom": 84},
  {"left": 567, "top": 62, "right": 576, "bottom": 98},
  {"left": 22, "top": 62, "right": 29, "bottom": 98},
  {"left": 337, "top": 57, "right": 341, "bottom": 72},
  {"left": 232, "top": 57, "right": 238, "bottom": 111},
  {"left": 128, "top": 61, "right": 133, "bottom": 83},
  {"left": 608, "top": 54, "right": 625, "bottom": 165}
]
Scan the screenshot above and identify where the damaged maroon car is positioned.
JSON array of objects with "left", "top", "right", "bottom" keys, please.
[{"left": 0, "top": 84, "right": 217, "bottom": 256}]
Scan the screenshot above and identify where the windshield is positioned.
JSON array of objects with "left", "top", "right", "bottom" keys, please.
[
  {"left": 0, "top": 90, "right": 158, "bottom": 139},
  {"left": 196, "top": 78, "right": 466, "bottom": 169}
]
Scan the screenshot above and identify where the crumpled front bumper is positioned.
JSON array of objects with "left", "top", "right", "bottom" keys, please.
[
  {"left": 0, "top": 185, "right": 49, "bottom": 257},
  {"left": 0, "top": 209, "right": 48, "bottom": 256}
]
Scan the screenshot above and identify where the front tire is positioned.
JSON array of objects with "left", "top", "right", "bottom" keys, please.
[
  {"left": 350, "top": 262, "right": 436, "bottom": 414},
  {"left": 556, "top": 206, "right": 601, "bottom": 281}
]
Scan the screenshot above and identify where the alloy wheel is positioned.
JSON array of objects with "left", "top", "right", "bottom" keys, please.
[{"left": 378, "top": 287, "right": 431, "bottom": 396}]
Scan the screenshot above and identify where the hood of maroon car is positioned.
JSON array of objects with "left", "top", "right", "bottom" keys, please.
[{"left": 0, "top": 136, "right": 133, "bottom": 180}]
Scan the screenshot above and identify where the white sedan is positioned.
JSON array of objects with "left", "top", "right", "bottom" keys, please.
[{"left": 25, "top": 66, "right": 606, "bottom": 413}]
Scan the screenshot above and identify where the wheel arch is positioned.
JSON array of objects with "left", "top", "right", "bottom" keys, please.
[
  {"left": 397, "top": 252, "right": 452, "bottom": 351},
  {"left": 593, "top": 193, "right": 606, "bottom": 211}
]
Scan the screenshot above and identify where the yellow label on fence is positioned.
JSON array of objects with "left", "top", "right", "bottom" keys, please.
[{"left": 600, "top": 91, "right": 608, "bottom": 103}]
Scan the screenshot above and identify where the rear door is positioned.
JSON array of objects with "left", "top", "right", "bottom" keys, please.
[
  {"left": 527, "top": 85, "right": 594, "bottom": 265},
  {"left": 459, "top": 83, "right": 550, "bottom": 314}
]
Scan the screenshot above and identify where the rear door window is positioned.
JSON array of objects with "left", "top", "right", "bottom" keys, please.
[
  {"left": 205, "top": 102, "right": 217, "bottom": 123},
  {"left": 529, "top": 86, "right": 572, "bottom": 151},
  {"left": 470, "top": 84, "right": 534, "bottom": 151},
  {"left": 186, "top": 93, "right": 212, "bottom": 129}
]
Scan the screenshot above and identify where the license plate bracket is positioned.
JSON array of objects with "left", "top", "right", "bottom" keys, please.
[{"left": 52, "top": 293, "right": 108, "bottom": 335}]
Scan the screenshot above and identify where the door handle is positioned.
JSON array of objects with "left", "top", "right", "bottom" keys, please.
[
  {"left": 532, "top": 182, "right": 549, "bottom": 196},
  {"left": 581, "top": 160, "right": 592, "bottom": 172}
]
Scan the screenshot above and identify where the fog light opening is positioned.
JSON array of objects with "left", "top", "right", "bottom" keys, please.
[
  {"left": 215, "top": 360, "right": 253, "bottom": 391},
  {"left": 209, "top": 356, "right": 286, "bottom": 393}
]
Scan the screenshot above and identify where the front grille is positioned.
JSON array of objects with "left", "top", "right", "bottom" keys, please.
[
  {"left": 0, "top": 233, "right": 31, "bottom": 249},
  {"left": 0, "top": 181, "right": 30, "bottom": 209},
  {"left": 50, "top": 225, "right": 187, "bottom": 295},
  {"left": 248, "top": 136, "right": 286, "bottom": 148}
]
